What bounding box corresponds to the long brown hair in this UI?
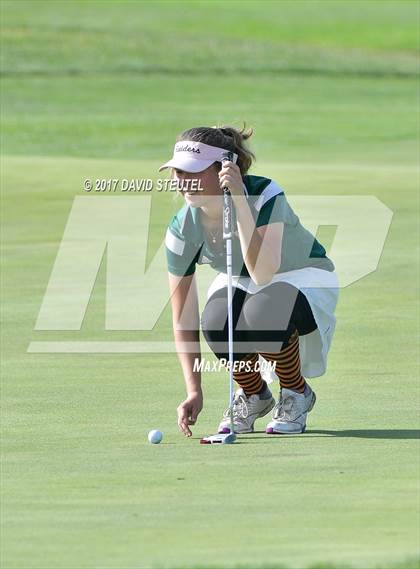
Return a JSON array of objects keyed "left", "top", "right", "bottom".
[{"left": 176, "top": 124, "right": 255, "bottom": 177}]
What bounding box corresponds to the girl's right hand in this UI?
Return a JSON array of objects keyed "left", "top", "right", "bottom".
[{"left": 177, "top": 391, "right": 203, "bottom": 437}]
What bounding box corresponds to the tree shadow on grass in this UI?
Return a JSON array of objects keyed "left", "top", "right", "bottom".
[
  {"left": 305, "top": 429, "right": 420, "bottom": 439},
  {"left": 225, "top": 429, "right": 420, "bottom": 441}
]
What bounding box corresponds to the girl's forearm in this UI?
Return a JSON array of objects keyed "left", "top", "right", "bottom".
[
  {"left": 233, "top": 196, "right": 279, "bottom": 285},
  {"left": 174, "top": 328, "right": 202, "bottom": 394}
]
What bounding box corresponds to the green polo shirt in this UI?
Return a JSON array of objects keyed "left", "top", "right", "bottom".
[{"left": 165, "top": 175, "right": 335, "bottom": 277}]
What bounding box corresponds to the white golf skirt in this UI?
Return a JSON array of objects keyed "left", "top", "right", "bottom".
[{"left": 206, "top": 267, "right": 340, "bottom": 379}]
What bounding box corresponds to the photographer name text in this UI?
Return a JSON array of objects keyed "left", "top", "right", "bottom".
[{"left": 83, "top": 178, "right": 203, "bottom": 192}]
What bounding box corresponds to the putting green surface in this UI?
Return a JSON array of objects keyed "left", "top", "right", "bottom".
[{"left": 1, "top": 2, "right": 419, "bottom": 569}]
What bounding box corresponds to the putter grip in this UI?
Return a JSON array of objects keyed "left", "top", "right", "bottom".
[
  {"left": 221, "top": 150, "right": 234, "bottom": 238},
  {"left": 221, "top": 151, "right": 234, "bottom": 193}
]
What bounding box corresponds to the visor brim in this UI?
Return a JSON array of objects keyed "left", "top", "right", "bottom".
[{"left": 158, "top": 157, "right": 216, "bottom": 173}]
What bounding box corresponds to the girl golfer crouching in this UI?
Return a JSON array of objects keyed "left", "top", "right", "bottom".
[{"left": 160, "top": 126, "right": 339, "bottom": 437}]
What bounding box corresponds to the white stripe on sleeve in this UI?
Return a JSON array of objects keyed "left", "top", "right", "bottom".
[
  {"left": 254, "top": 181, "right": 284, "bottom": 212},
  {"left": 165, "top": 228, "right": 185, "bottom": 256}
]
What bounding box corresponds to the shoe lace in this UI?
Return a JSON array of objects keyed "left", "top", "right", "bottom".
[
  {"left": 273, "top": 394, "right": 295, "bottom": 421},
  {"left": 223, "top": 394, "right": 249, "bottom": 420}
]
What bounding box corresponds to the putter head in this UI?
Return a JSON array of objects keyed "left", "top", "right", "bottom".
[{"left": 200, "top": 432, "right": 237, "bottom": 445}]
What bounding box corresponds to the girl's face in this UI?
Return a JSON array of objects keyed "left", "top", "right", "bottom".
[{"left": 172, "top": 164, "right": 222, "bottom": 207}]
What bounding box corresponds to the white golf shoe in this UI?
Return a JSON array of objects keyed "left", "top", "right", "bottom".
[
  {"left": 266, "top": 385, "right": 316, "bottom": 435},
  {"left": 218, "top": 388, "right": 275, "bottom": 434}
]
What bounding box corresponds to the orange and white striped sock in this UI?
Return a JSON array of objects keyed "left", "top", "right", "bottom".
[
  {"left": 232, "top": 352, "right": 264, "bottom": 396},
  {"left": 260, "top": 329, "right": 306, "bottom": 393}
]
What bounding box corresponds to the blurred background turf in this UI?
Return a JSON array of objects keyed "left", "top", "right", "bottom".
[
  {"left": 1, "top": 2, "right": 419, "bottom": 569},
  {"left": 1, "top": 0, "right": 418, "bottom": 75},
  {"left": 1, "top": 0, "right": 418, "bottom": 163}
]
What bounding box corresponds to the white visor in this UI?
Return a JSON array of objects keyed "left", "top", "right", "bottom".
[{"left": 158, "top": 140, "right": 238, "bottom": 173}]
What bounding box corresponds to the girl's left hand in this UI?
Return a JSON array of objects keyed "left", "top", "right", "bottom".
[{"left": 218, "top": 161, "right": 244, "bottom": 197}]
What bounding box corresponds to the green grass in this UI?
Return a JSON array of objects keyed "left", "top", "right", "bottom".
[
  {"left": 1, "top": 1, "right": 419, "bottom": 569},
  {"left": 1, "top": 73, "right": 418, "bottom": 165},
  {"left": 1, "top": 0, "right": 418, "bottom": 76}
]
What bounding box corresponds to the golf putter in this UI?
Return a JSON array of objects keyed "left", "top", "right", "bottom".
[{"left": 200, "top": 151, "right": 237, "bottom": 445}]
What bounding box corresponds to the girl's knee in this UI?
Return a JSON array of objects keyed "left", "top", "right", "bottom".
[
  {"left": 243, "top": 283, "right": 300, "bottom": 330},
  {"left": 201, "top": 297, "right": 227, "bottom": 333}
]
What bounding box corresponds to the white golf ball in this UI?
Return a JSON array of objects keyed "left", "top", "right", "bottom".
[{"left": 148, "top": 429, "right": 163, "bottom": 444}]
